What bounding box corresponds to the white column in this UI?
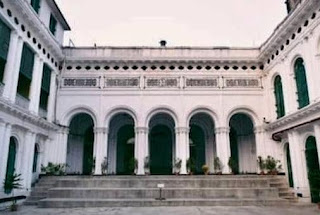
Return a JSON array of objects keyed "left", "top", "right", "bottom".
[
  {"left": 2, "top": 33, "right": 23, "bottom": 102},
  {"left": 288, "top": 130, "right": 310, "bottom": 199},
  {"left": 94, "top": 127, "right": 108, "bottom": 175},
  {"left": 56, "top": 127, "right": 69, "bottom": 164},
  {"left": 215, "top": 127, "right": 231, "bottom": 174},
  {"left": 22, "top": 130, "right": 36, "bottom": 191},
  {"left": 0, "top": 122, "right": 12, "bottom": 189},
  {"left": 314, "top": 123, "right": 320, "bottom": 169},
  {"left": 135, "top": 127, "right": 148, "bottom": 175},
  {"left": 47, "top": 72, "right": 57, "bottom": 122},
  {"left": 175, "top": 127, "right": 189, "bottom": 174},
  {"left": 29, "top": 56, "right": 44, "bottom": 114}
]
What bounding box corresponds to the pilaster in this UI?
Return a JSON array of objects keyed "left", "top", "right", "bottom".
[
  {"left": 47, "top": 72, "right": 57, "bottom": 122},
  {"left": 175, "top": 127, "right": 189, "bottom": 174},
  {"left": 135, "top": 127, "right": 148, "bottom": 175},
  {"left": 29, "top": 56, "right": 44, "bottom": 114},
  {"left": 313, "top": 123, "right": 320, "bottom": 169},
  {"left": 94, "top": 127, "right": 108, "bottom": 175},
  {"left": 215, "top": 127, "right": 231, "bottom": 174}
]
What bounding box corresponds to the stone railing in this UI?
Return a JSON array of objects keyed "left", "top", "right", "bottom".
[
  {"left": 15, "top": 94, "right": 30, "bottom": 109},
  {"left": 0, "top": 82, "right": 4, "bottom": 96}
]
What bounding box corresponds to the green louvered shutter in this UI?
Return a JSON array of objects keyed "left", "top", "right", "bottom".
[
  {"left": 4, "top": 138, "right": 16, "bottom": 194},
  {"left": 0, "top": 19, "right": 11, "bottom": 60},
  {"left": 19, "top": 44, "right": 34, "bottom": 80},
  {"left": 274, "top": 75, "right": 285, "bottom": 118},
  {"left": 39, "top": 64, "right": 51, "bottom": 110},
  {"left": 294, "top": 58, "right": 309, "bottom": 109},
  {"left": 49, "top": 15, "right": 57, "bottom": 35},
  {"left": 31, "top": 0, "right": 41, "bottom": 13}
]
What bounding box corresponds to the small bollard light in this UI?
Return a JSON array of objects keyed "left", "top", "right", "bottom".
[{"left": 155, "top": 183, "right": 165, "bottom": 201}]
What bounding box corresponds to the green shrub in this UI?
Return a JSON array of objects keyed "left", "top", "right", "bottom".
[{"left": 41, "top": 162, "right": 67, "bottom": 176}]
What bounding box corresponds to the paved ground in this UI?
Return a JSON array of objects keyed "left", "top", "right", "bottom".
[{"left": 0, "top": 206, "right": 319, "bottom": 215}]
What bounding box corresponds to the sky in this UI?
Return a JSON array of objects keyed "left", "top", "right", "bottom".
[{"left": 55, "top": 0, "right": 287, "bottom": 47}]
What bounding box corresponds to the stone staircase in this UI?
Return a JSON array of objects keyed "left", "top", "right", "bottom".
[{"left": 23, "top": 175, "right": 301, "bottom": 208}]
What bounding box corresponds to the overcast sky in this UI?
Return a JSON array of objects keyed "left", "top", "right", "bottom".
[{"left": 55, "top": 0, "right": 287, "bottom": 47}]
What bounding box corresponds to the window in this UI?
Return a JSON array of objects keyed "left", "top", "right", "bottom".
[
  {"left": 49, "top": 14, "right": 57, "bottom": 35},
  {"left": 0, "top": 18, "right": 11, "bottom": 83},
  {"left": 274, "top": 75, "right": 285, "bottom": 118},
  {"left": 17, "top": 44, "right": 34, "bottom": 99},
  {"left": 31, "top": 0, "right": 41, "bottom": 14},
  {"left": 39, "top": 64, "right": 51, "bottom": 110},
  {"left": 294, "top": 58, "right": 309, "bottom": 109}
]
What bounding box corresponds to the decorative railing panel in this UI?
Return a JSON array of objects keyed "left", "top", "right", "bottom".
[{"left": 104, "top": 77, "right": 140, "bottom": 88}]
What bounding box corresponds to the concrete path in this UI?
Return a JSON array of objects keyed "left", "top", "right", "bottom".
[{"left": 0, "top": 206, "right": 319, "bottom": 215}]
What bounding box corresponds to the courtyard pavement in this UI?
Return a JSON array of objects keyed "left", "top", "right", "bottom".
[{"left": 0, "top": 205, "right": 319, "bottom": 215}]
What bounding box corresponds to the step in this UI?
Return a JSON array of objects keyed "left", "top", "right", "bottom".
[
  {"left": 47, "top": 187, "right": 279, "bottom": 199},
  {"left": 54, "top": 178, "right": 271, "bottom": 188},
  {"left": 38, "top": 198, "right": 290, "bottom": 208}
]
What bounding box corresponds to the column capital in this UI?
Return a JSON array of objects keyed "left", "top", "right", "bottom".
[
  {"left": 135, "top": 127, "right": 148, "bottom": 134},
  {"left": 254, "top": 126, "right": 265, "bottom": 134},
  {"left": 58, "top": 126, "right": 69, "bottom": 134},
  {"left": 94, "top": 127, "right": 108, "bottom": 134},
  {"left": 175, "top": 127, "right": 189, "bottom": 134},
  {"left": 215, "top": 127, "right": 230, "bottom": 134}
]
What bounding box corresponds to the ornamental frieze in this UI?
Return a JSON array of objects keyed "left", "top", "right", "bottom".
[
  {"left": 105, "top": 78, "right": 140, "bottom": 88},
  {"left": 224, "top": 78, "right": 261, "bottom": 88},
  {"left": 62, "top": 78, "right": 99, "bottom": 88},
  {"left": 146, "top": 77, "right": 179, "bottom": 88},
  {"left": 185, "top": 78, "right": 218, "bottom": 88}
]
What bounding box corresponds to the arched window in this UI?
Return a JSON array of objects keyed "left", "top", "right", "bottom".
[
  {"left": 274, "top": 75, "right": 285, "bottom": 118},
  {"left": 294, "top": 58, "right": 309, "bottom": 108},
  {"left": 32, "top": 144, "right": 39, "bottom": 173}
]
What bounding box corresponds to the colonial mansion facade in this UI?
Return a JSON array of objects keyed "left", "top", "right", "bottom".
[{"left": 0, "top": 0, "right": 320, "bottom": 203}]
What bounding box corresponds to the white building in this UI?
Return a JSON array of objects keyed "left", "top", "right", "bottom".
[{"left": 0, "top": 0, "right": 319, "bottom": 203}]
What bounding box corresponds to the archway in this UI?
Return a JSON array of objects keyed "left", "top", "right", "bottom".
[
  {"left": 189, "top": 113, "right": 215, "bottom": 174},
  {"left": 285, "top": 143, "right": 294, "bottom": 188},
  {"left": 4, "top": 137, "right": 17, "bottom": 194},
  {"left": 229, "top": 113, "right": 256, "bottom": 173},
  {"left": 305, "top": 136, "right": 320, "bottom": 203},
  {"left": 149, "top": 113, "right": 175, "bottom": 175},
  {"left": 66, "top": 113, "right": 94, "bottom": 175},
  {"left": 108, "top": 113, "right": 135, "bottom": 175}
]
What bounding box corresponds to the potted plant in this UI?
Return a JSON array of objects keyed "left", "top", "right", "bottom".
[
  {"left": 228, "top": 157, "right": 239, "bottom": 174},
  {"left": 144, "top": 156, "right": 150, "bottom": 175},
  {"left": 88, "top": 156, "right": 96, "bottom": 175},
  {"left": 186, "top": 158, "right": 195, "bottom": 175},
  {"left": 202, "top": 164, "right": 209, "bottom": 175},
  {"left": 257, "top": 156, "right": 266, "bottom": 175},
  {"left": 173, "top": 158, "right": 182, "bottom": 175},
  {"left": 101, "top": 157, "right": 108, "bottom": 175},
  {"left": 128, "top": 158, "right": 138, "bottom": 175},
  {"left": 214, "top": 157, "right": 224, "bottom": 175},
  {"left": 41, "top": 162, "right": 67, "bottom": 176},
  {"left": 3, "top": 171, "right": 22, "bottom": 211},
  {"left": 265, "top": 155, "right": 282, "bottom": 175}
]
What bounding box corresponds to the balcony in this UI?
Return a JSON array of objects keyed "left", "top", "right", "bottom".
[
  {"left": 39, "top": 107, "right": 47, "bottom": 119},
  {"left": 15, "top": 94, "right": 30, "bottom": 109}
]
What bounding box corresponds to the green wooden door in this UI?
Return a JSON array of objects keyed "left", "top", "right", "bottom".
[
  {"left": 190, "top": 125, "right": 206, "bottom": 174},
  {"left": 116, "top": 125, "right": 134, "bottom": 175},
  {"left": 286, "top": 144, "right": 294, "bottom": 188},
  {"left": 4, "top": 137, "right": 17, "bottom": 194},
  {"left": 150, "top": 125, "right": 173, "bottom": 175},
  {"left": 305, "top": 136, "right": 320, "bottom": 203}
]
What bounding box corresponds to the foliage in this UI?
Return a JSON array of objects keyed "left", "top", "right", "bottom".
[
  {"left": 3, "top": 171, "right": 22, "bottom": 211},
  {"left": 202, "top": 164, "right": 209, "bottom": 174},
  {"left": 174, "top": 158, "right": 182, "bottom": 169},
  {"left": 265, "top": 156, "right": 282, "bottom": 174},
  {"left": 41, "top": 162, "right": 67, "bottom": 176},
  {"left": 213, "top": 157, "right": 224, "bottom": 173},
  {"left": 228, "top": 157, "right": 239, "bottom": 174},
  {"left": 128, "top": 158, "right": 138, "bottom": 174},
  {"left": 186, "top": 158, "right": 195, "bottom": 174},
  {"left": 101, "top": 157, "right": 108, "bottom": 175},
  {"left": 257, "top": 156, "right": 266, "bottom": 173},
  {"left": 88, "top": 156, "right": 96, "bottom": 174}
]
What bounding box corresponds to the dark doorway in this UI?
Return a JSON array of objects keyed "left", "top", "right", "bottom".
[
  {"left": 285, "top": 144, "right": 294, "bottom": 188},
  {"left": 189, "top": 125, "right": 206, "bottom": 174},
  {"left": 4, "top": 137, "right": 17, "bottom": 194},
  {"left": 150, "top": 125, "right": 173, "bottom": 175},
  {"left": 116, "top": 125, "right": 135, "bottom": 174}
]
